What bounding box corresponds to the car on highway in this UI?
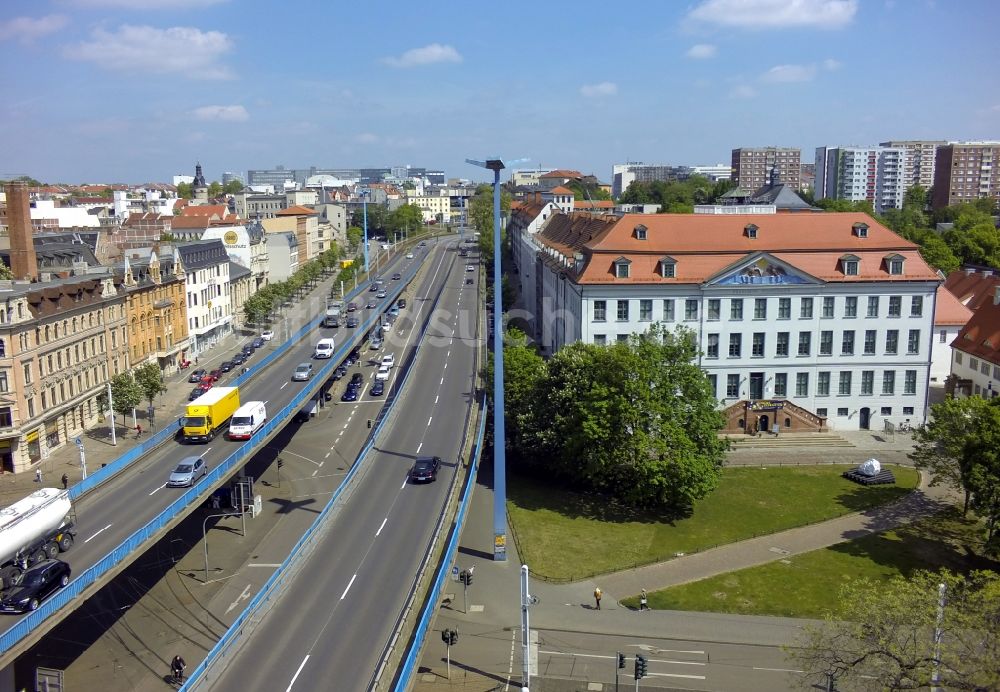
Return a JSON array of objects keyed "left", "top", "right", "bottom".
[
  {"left": 466, "top": 265, "right": 475, "bottom": 272},
  {"left": 261, "top": 329, "right": 275, "bottom": 341},
  {"left": 349, "top": 372, "right": 364, "bottom": 388},
  {"left": 366, "top": 299, "right": 377, "bottom": 309},
  {"left": 406, "top": 252, "right": 414, "bottom": 259},
  {"left": 241, "top": 344, "right": 255, "bottom": 357},
  {"left": 392, "top": 272, "right": 401, "bottom": 280},
  {"left": 252, "top": 337, "right": 266, "bottom": 349},
  {"left": 292, "top": 363, "right": 314, "bottom": 381},
  {"left": 381, "top": 353, "right": 395, "bottom": 368},
  {"left": 369, "top": 283, "right": 379, "bottom": 292},
  {"left": 188, "top": 369, "right": 207, "bottom": 383},
  {"left": 376, "top": 290, "right": 387, "bottom": 299},
  {"left": 375, "top": 364, "right": 391, "bottom": 381},
  {"left": 397, "top": 298, "right": 406, "bottom": 309},
  {"left": 369, "top": 380, "right": 385, "bottom": 397},
  {"left": 197, "top": 380, "right": 214, "bottom": 392},
  {"left": 347, "top": 302, "right": 357, "bottom": 312},
  {"left": 167, "top": 456, "right": 208, "bottom": 487},
  {"left": 231, "top": 352, "right": 246, "bottom": 366},
  {"left": 209, "top": 369, "right": 223, "bottom": 382},
  {"left": 346, "top": 316, "right": 359, "bottom": 328},
  {"left": 465, "top": 277, "right": 474, "bottom": 285},
  {"left": 189, "top": 387, "right": 206, "bottom": 402},
  {"left": 340, "top": 387, "right": 358, "bottom": 402},
  {"left": 220, "top": 360, "right": 235, "bottom": 373},
  {"left": 0, "top": 559, "right": 71, "bottom": 613},
  {"left": 409, "top": 456, "right": 442, "bottom": 483}
]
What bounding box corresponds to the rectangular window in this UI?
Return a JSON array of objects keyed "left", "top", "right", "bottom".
[
  {"left": 778, "top": 298, "right": 791, "bottom": 319},
  {"left": 752, "top": 333, "right": 765, "bottom": 357},
  {"left": 706, "top": 334, "right": 719, "bottom": 359},
  {"left": 708, "top": 299, "right": 721, "bottom": 320},
  {"left": 839, "top": 371, "right": 852, "bottom": 395},
  {"left": 838, "top": 407, "right": 849, "bottom": 417},
  {"left": 820, "top": 330, "right": 833, "bottom": 355},
  {"left": 776, "top": 332, "right": 789, "bottom": 357},
  {"left": 22, "top": 363, "right": 31, "bottom": 385},
  {"left": 685, "top": 299, "right": 698, "bottom": 321},
  {"left": 616, "top": 300, "right": 629, "bottom": 321},
  {"left": 844, "top": 296, "right": 857, "bottom": 318},
  {"left": 955, "top": 352, "right": 963, "bottom": 365},
  {"left": 888, "top": 296, "right": 902, "bottom": 317},
  {"left": 616, "top": 334, "right": 629, "bottom": 344},
  {"left": 816, "top": 407, "right": 827, "bottom": 417},
  {"left": 729, "top": 333, "right": 742, "bottom": 357},
  {"left": 0, "top": 372, "right": 6, "bottom": 393},
  {"left": 790, "top": 331, "right": 809, "bottom": 358},
  {"left": 730, "top": 298, "right": 744, "bottom": 320},
  {"left": 881, "top": 406, "right": 893, "bottom": 416},
  {"left": 774, "top": 373, "right": 787, "bottom": 397},
  {"left": 708, "top": 374, "right": 717, "bottom": 398},
  {"left": 726, "top": 374, "right": 740, "bottom": 398},
  {"left": 800, "top": 297, "right": 813, "bottom": 319},
  {"left": 982, "top": 361, "right": 990, "bottom": 375},
  {"left": 907, "top": 329, "right": 920, "bottom": 354},
  {"left": 841, "top": 330, "right": 855, "bottom": 355},
  {"left": 939, "top": 329, "right": 947, "bottom": 343},
  {"left": 796, "top": 372, "right": 809, "bottom": 397},
  {"left": 822, "top": 297, "right": 835, "bottom": 318},
  {"left": 639, "top": 299, "right": 653, "bottom": 321},
  {"left": 904, "top": 370, "right": 917, "bottom": 395},
  {"left": 754, "top": 298, "right": 767, "bottom": 319},
  {"left": 903, "top": 406, "right": 914, "bottom": 415},
  {"left": 615, "top": 263, "right": 629, "bottom": 279},
  {"left": 867, "top": 296, "right": 879, "bottom": 318},
  {"left": 885, "top": 329, "right": 899, "bottom": 354},
  {"left": 970, "top": 357, "right": 979, "bottom": 370},
  {"left": 593, "top": 334, "right": 606, "bottom": 346},
  {"left": 861, "top": 370, "right": 875, "bottom": 395},
  {"left": 593, "top": 300, "right": 606, "bottom": 322},
  {"left": 818, "top": 371, "right": 831, "bottom": 396},
  {"left": 663, "top": 299, "right": 675, "bottom": 322},
  {"left": 911, "top": 296, "right": 923, "bottom": 317},
  {"left": 883, "top": 370, "right": 896, "bottom": 395},
  {"left": 864, "top": 330, "right": 877, "bottom": 355}
]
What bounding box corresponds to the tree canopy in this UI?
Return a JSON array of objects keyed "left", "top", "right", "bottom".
[
  {"left": 469, "top": 186, "right": 512, "bottom": 267},
  {"left": 388, "top": 203, "right": 423, "bottom": 236},
  {"left": 617, "top": 175, "right": 734, "bottom": 212},
  {"left": 133, "top": 361, "right": 167, "bottom": 408}
]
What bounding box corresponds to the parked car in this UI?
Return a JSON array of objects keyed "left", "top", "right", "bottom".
[
  {"left": 381, "top": 353, "right": 395, "bottom": 368},
  {"left": 375, "top": 364, "right": 391, "bottom": 381},
  {"left": 409, "top": 456, "right": 442, "bottom": 483},
  {"left": 252, "top": 337, "right": 266, "bottom": 349},
  {"left": 261, "top": 330, "right": 275, "bottom": 341},
  {"left": 350, "top": 372, "right": 364, "bottom": 388},
  {"left": 341, "top": 387, "right": 358, "bottom": 402},
  {"left": 198, "top": 380, "right": 214, "bottom": 392},
  {"left": 167, "top": 456, "right": 208, "bottom": 487},
  {"left": 241, "top": 344, "right": 255, "bottom": 357},
  {"left": 370, "top": 336, "right": 383, "bottom": 350},
  {"left": 220, "top": 360, "right": 235, "bottom": 373},
  {"left": 231, "top": 352, "right": 246, "bottom": 366},
  {"left": 397, "top": 298, "right": 406, "bottom": 309},
  {"left": 0, "top": 559, "right": 71, "bottom": 613},
  {"left": 350, "top": 348, "right": 361, "bottom": 362},
  {"left": 370, "top": 380, "right": 385, "bottom": 397},
  {"left": 292, "top": 363, "right": 314, "bottom": 381},
  {"left": 346, "top": 316, "right": 359, "bottom": 328},
  {"left": 188, "top": 369, "right": 207, "bottom": 383},
  {"left": 332, "top": 365, "right": 348, "bottom": 381}
]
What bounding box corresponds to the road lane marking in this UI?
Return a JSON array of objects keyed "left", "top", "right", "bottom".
[
  {"left": 416, "top": 442, "right": 422, "bottom": 453},
  {"left": 311, "top": 469, "right": 319, "bottom": 477},
  {"left": 149, "top": 484, "right": 165, "bottom": 496},
  {"left": 440, "top": 377, "right": 444, "bottom": 385},
  {"left": 225, "top": 584, "right": 252, "bottom": 615},
  {"left": 247, "top": 563, "right": 282, "bottom": 568},
  {"left": 280, "top": 382, "right": 288, "bottom": 389},
  {"left": 401, "top": 478, "right": 408, "bottom": 489},
  {"left": 443, "top": 362, "right": 448, "bottom": 369},
  {"left": 754, "top": 667, "right": 805, "bottom": 673},
  {"left": 286, "top": 655, "right": 309, "bottom": 692},
  {"left": 84, "top": 524, "right": 112, "bottom": 543},
  {"left": 340, "top": 574, "right": 357, "bottom": 600},
  {"left": 434, "top": 395, "right": 439, "bottom": 404},
  {"left": 651, "top": 672, "right": 707, "bottom": 680},
  {"left": 376, "top": 517, "right": 387, "bottom": 536},
  {"left": 427, "top": 416, "right": 433, "bottom": 426},
  {"left": 324, "top": 452, "right": 331, "bottom": 458}
]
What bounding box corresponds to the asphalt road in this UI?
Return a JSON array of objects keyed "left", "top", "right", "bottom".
[{"left": 208, "top": 241, "right": 480, "bottom": 691}]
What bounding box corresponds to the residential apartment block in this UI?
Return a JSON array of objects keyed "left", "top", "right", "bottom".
[
  {"left": 879, "top": 140, "right": 946, "bottom": 190},
  {"left": 510, "top": 208, "right": 939, "bottom": 433},
  {"left": 117, "top": 250, "right": 190, "bottom": 375},
  {"left": 814, "top": 146, "right": 909, "bottom": 213},
  {"left": 932, "top": 141, "right": 1000, "bottom": 209},
  {"left": 611, "top": 163, "right": 692, "bottom": 199},
  {"left": 731, "top": 147, "right": 801, "bottom": 191}
]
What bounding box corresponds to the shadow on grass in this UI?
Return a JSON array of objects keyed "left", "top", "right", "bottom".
[{"left": 833, "top": 481, "right": 915, "bottom": 514}]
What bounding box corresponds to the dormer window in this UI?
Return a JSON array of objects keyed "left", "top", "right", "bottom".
[
  {"left": 634, "top": 224, "right": 647, "bottom": 240},
  {"left": 659, "top": 256, "right": 676, "bottom": 278},
  {"left": 744, "top": 223, "right": 758, "bottom": 239},
  {"left": 853, "top": 222, "right": 869, "bottom": 238},
  {"left": 840, "top": 254, "right": 860, "bottom": 276},
  {"left": 884, "top": 253, "right": 905, "bottom": 275},
  {"left": 613, "top": 257, "right": 631, "bottom": 279}
]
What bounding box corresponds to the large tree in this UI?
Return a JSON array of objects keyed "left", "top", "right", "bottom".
[
  {"left": 388, "top": 204, "right": 423, "bottom": 237},
  {"left": 133, "top": 361, "right": 167, "bottom": 410},
  {"left": 105, "top": 372, "right": 142, "bottom": 429},
  {"left": 791, "top": 569, "right": 1000, "bottom": 691}
]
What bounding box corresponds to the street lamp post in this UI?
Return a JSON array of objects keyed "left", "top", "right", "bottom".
[{"left": 361, "top": 188, "right": 371, "bottom": 274}]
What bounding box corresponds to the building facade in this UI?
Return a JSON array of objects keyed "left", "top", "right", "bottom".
[
  {"left": 731, "top": 148, "right": 801, "bottom": 191},
  {"left": 815, "top": 146, "right": 909, "bottom": 213},
  {"left": 174, "top": 240, "right": 233, "bottom": 355},
  {"left": 879, "top": 140, "right": 946, "bottom": 190},
  {"left": 931, "top": 142, "right": 1000, "bottom": 209},
  {"left": 265, "top": 232, "right": 299, "bottom": 282},
  {"left": 118, "top": 252, "right": 190, "bottom": 375},
  {"left": 611, "top": 163, "right": 692, "bottom": 199}
]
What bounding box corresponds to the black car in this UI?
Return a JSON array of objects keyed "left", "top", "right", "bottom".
[
  {"left": 252, "top": 337, "right": 266, "bottom": 349},
  {"left": 409, "top": 456, "right": 442, "bottom": 483},
  {"left": 369, "top": 283, "right": 379, "bottom": 292},
  {"left": 187, "top": 369, "right": 207, "bottom": 383},
  {"left": 219, "top": 360, "right": 235, "bottom": 372},
  {"left": 231, "top": 352, "right": 246, "bottom": 366},
  {"left": 332, "top": 365, "right": 348, "bottom": 381},
  {"left": 350, "top": 348, "right": 361, "bottom": 362},
  {"left": 346, "top": 316, "right": 359, "bottom": 328},
  {"left": 341, "top": 387, "right": 358, "bottom": 402},
  {"left": 465, "top": 277, "right": 474, "bottom": 285},
  {"left": 366, "top": 299, "right": 378, "bottom": 309},
  {"left": 0, "top": 560, "right": 71, "bottom": 613},
  {"left": 350, "top": 372, "right": 364, "bottom": 388},
  {"left": 189, "top": 387, "right": 205, "bottom": 402},
  {"left": 397, "top": 298, "right": 406, "bottom": 309},
  {"left": 392, "top": 272, "right": 402, "bottom": 280},
  {"left": 370, "top": 380, "right": 385, "bottom": 397},
  {"left": 241, "top": 344, "right": 255, "bottom": 357}
]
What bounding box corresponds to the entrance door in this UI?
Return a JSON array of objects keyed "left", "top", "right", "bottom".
[
  {"left": 758, "top": 414, "right": 769, "bottom": 433},
  {"left": 749, "top": 372, "right": 764, "bottom": 400},
  {"left": 859, "top": 407, "right": 871, "bottom": 430}
]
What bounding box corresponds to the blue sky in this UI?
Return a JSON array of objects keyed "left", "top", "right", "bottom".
[{"left": 1, "top": 0, "right": 999, "bottom": 185}]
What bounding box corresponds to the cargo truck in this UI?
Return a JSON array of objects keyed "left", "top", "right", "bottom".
[
  {"left": 0, "top": 488, "right": 76, "bottom": 589},
  {"left": 182, "top": 386, "right": 240, "bottom": 443},
  {"left": 323, "top": 302, "right": 342, "bottom": 327}
]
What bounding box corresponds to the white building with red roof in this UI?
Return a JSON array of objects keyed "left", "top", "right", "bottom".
[
  {"left": 943, "top": 268, "right": 1000, "bottom": 398},
  {"left": 511, "top": 210, "right": 941, "bottom": 432}
]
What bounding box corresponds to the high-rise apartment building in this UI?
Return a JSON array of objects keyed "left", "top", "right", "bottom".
[
  {"left": 931, "top": 141, "right": 1000, "bottom": 209},
  {"left": 611, "top": 163, "right": 693, "bottom": 198},
  {"left": 814, "top": 146, "right": 908, "bottom": 213},
  {"left": 731, "top": 147, "right": 801, "bottom": 190},
  {"left": 879, "top": 140, "right": 946, "bottom": 190}
]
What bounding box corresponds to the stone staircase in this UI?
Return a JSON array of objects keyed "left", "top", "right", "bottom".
[{"left": 722, "top": 431, "right": 855, "bottom": 449}]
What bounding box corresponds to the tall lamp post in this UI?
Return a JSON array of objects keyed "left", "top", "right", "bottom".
[
  {"left": 361, "top": 187, "right": 371, "bottom": 274},
  {"left": 466, "top": 156, "right": 509, "bottom": 560}
]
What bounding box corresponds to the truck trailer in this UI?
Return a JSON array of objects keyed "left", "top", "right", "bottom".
[
  {"left": 0, "top": 488, "right": 76, "bottom": 589},
  {"left": 323, "top": 302, "right": 342, "bottom": 328},
  {"left": 182, "top": 386, "right": 241, "bottom": 442}
]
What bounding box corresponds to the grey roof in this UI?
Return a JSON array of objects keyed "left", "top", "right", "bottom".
[
  {"left": 228, "top": 260, "right": 251, "bottom": 281},
  {"left": 169, "top": 239, "right": 230, "bottom": 270},
  {"left": 749, "top": 183, "right": 818, "bottom": 210}
]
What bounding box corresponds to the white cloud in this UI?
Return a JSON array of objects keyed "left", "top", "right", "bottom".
[
  {"left": 730, "top": 85, "right": 757, "bottom": 99},
  {"left": 64, "top": 25, "right": 234, "bottom": 79},
  {"left": 822, "top": 58, "right": 842, "bottom": 70},
  {"left": 580, "top": 81, "right": 618, "bottom": 98},
  {"left": 192, "top": 105, "right": 248, "bottom": 122},
  {"left": 67, "top": 0, "right": 227, "bottom": 7},
  {"left": 686, "top": 43, "right": 717, "bottom": 59},
  {"left": 688, "top": 0, "right": 858, "bottom": 29},
  {"left": 761, "top": 63, "right": 817, "bottom": 82},
  {"left": 381, "top": 43, "right": 462, "bottom": 68},
  {"left": 356, "top": 132, "right": 379, "bottom": 144},
  {"left": 0, "top": 15, "right": 69, "bottom": 43}
]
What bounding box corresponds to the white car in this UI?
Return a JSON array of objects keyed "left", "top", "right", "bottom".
[
  {"left": 466, "top": 265, "right": 475, "bottom": 272},
  {"left": 381, "top": 353, "right": 395, "bottom": 368},
  {"left": 261, "top": 330, "right": 275, "bottom": 341},
  {"left": 406, "top": 252, "right": 414, "bottom": 259},
  {"left": 370, "top": 337, "right": 383, "bottom": 350},
  {"left": 375, "top": 364, "right": 391, "bottom": 381}
]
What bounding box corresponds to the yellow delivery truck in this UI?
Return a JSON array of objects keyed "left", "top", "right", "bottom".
[{"left": 182, "top": 386, "right": 240, "bottom": 443}]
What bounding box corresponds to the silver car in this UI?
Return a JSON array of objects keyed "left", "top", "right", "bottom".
[
  {"left": 292, "top": 363, "right": 314, "bottom": 381},
  {"left": 168, "top": 456, "right": 207, "bottom": 487}
]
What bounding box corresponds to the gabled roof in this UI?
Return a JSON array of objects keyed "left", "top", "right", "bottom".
[
  {"left": 539, "top": 169, "right": 583, "bottom": 179},
  {"left": 935, "top": 284, "right": 973, "bottom": 326},
  {"left": 275, "top": 205, "right": 318, "bottom": 216},
  {"left": 549, "top": 185, "right": 574, "bottom": 195},
  {"left": 944, "top": 268, "right": 1000, "bottom": 311},
  {"left": 952, "top": 294, "right": 1000, "bottom": 365},
  {"left": 534, "top": 213, "right": 617, "bottom": 258}
]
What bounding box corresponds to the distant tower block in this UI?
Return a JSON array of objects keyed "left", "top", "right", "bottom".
[{"left": 4, "top": 181, "right": 38, "bottom": 280}]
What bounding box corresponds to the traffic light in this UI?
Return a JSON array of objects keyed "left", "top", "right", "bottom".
[
  {"left": 464, "top": 570, "right": 473, "bottom": 586},
  {"left": 635, "top": 654, "right": 647, "bottom": 679},
  {"left": 441, "top": 628, "right": 458, "bottom": 646},
  {"left": 276, "top": 458, "right": 284, "bottom": 469},
  {"left": 617, "top": 652, "right": 626, "bottom": 669}
]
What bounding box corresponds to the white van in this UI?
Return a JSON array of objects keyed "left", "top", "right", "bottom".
[
  {"left": 314, "top": 338, "right": 336, "bottom": 359},
  {"left": 228, "top": 401, "right": 267, "bottom": 440}
]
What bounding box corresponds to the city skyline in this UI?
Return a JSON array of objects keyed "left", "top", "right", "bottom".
[{"left": 1, "top": 0, "right": 999, "bottom": 184}]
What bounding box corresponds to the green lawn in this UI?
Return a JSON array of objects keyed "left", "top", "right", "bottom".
[
  {"left": 626, "top": 509, "right": 995, "bottom": 618},
  {"left": 508, "top": 464, "right": 920, "bottom": 582}
]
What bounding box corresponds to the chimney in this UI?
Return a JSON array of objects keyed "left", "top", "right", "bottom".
[
  {"left": 965, "top": 267, "right": 976, "bottom": 276},
  {"left": 984, "top": 270, "right": 994, "bottom": 278},
  {"left": 5, "top": 181, "right": 38, "bottom": 281}
]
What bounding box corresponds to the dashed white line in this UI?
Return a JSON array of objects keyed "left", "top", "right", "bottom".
[
  {"left": 375, "top": 517, "right": 388, "bottom": 536},
  {"left": 401, "top": 478, "right": 408, "bottom": 489},
  {"left": 440, "top": 377, "right": 444, "bottom": 385},
  {"left": 427, "top": 416, "right": 433, "bottom": 426},
  {"left": 324, "top": 452, "right": 331, "bottom": 459},
  {"left": 753, "top": 667, "right": 805, "bottom": 673},
  {"left": 280, "top": 382, "right": 289, "bottom": 390},
  {"left": 416, "top": 442, "right": 422, "bottom": 453},
  {"left": 149, "top": 484, "right": 164, "bottom": 496},
  {"left": 340, "top": 574, "right": 357, "bottom": 600},
  {"left": 84, "top": 524, "right": 112, "bottom": 543},
  {"left": 311, "top": 469, "right": 319, "bottom": 477},
  {"left": 443, "top": 362, "right": 448, "bottom": 369},
  {"left": 286, "top": 655, "right": 309, "bottom": 692},
  {"left": 434, "top": 395, "right": 439, "bottom": 404}
]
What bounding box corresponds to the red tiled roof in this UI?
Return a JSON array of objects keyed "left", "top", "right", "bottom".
[
  {"left": 549, "top": 185, "right": 574, "bottom": 195},
  {"left": 539, "top": 169, "right": 583, "bottom": 179},
  {"left": 179, "top": 204, "right": 227, "bottom": 218},
  {"left": 275, "top": 205, "right": 317, "bottom": 216},
  {"left": 935, "top": 284, "right": 973, "bottom": 326},
  {"left": 952, "top": 293, "right": 1000, "bottom": 365},
  {"left": 944, "top": 269, "right": 1000, "bottom": 311},
  {"left": 170, "top": 216, "right": 211, "bottom": 229},
  {"left": 573, "top": 200, "right": 614, "bottom": 209}
]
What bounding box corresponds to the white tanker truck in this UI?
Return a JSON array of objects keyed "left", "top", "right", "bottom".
[{"left": 0, "top": 488, "right": 76, "bottom": 589}]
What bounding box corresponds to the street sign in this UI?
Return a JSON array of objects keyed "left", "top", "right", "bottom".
[
  {"left": 451, "top": 566, "right": 459, "bottom": 581},
  {"left": 74, "top": 437, "right": 83, "bottom": 447}
]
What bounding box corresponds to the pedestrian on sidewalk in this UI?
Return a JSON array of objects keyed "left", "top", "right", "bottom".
[
  {"left": 135, "top": 423, "right": 143, "bottom": 438},
  {"left": 35, "top": 468, "right": 42, "bottom": 483},
  {"left": 593, "top": 586, "right": 602, "bottom": 610},
  {"left": 639, "top": 589, "right": 649, "bottom": 611},
  {"left": 61, "top": 473, "right": 68, "bottom": 489}
]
